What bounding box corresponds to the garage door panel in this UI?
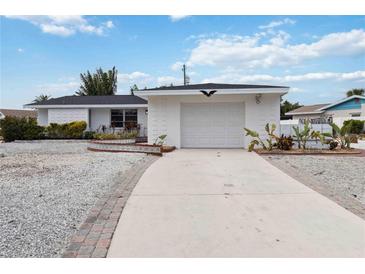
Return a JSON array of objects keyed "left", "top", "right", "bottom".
[{"left": 181, "top": 103, "right": 244, "bottom": 148}]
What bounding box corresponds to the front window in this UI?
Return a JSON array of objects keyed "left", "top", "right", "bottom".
[
  {"left": 124, "top": 109, "right": 138, "bottom": 129},
  {"left": 111, "top": 110, "right": 124, "bottom": 127},
  {"left": 111, "top": 109, "right": 137, "bottom": 128}
]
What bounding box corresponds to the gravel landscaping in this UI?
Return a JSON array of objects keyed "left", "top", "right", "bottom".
[
  {"left": 263, "top": 155, "right": 365, "bottom": 218},
  {"left": 0, "top": 141, "right": 146, "bottom": 257}
]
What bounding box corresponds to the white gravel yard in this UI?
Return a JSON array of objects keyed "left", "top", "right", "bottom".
[
  {"left": 0, "top": 141, "right": 146, "bottom": 257},
  {"left": 263, "top": 155, "right": 365, "bottom": 214}
]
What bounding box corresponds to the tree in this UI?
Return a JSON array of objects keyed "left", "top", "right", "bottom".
[
  {"left": 33, "top": 94, "right": 51, "bottom": 103},
  {"left": 280, "top": 100, "right": 302, "bottom": 118},
  {"left": 130, "top": 84, "right": 139, "bottom": 95},
  {"left": 76, "top": 67, "right": 117, "bottom": 96},
  {"left": 346, "top": 88, "right": 364, "bottom": 97}
]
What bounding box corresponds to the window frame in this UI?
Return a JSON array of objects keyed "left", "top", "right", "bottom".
[{"left": 110, "top": 109, "right": 138, "bottom": 128}]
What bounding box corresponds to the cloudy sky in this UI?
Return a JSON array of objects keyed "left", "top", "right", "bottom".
[{"left": 1, "top": 15, "right": 364, "bottom": 108}]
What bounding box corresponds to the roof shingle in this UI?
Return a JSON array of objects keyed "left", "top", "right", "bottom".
[
  {"left": 143, "top": 83, "right": 288, "bottom": 91},
  {"left": 25, "top": 95, "right": 147, "bottom": 106}
]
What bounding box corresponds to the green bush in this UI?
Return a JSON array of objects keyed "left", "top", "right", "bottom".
[
  {"left": 118, "top": 130, "right": 138, "bottom": 139},
  {"left": 83, "top": 131, "right": 95, "bottom": 139},
  {"left": 0, "top": 116, "right": 44, "bottom": 142},
  {"left": 45, "top": 121, "right": 87, "bottom": 139},
  {"left": 343, "top": 120, "right": 365, "bottom": 134},
  {"left": 93, "top": 130, "right": 138, "bottom": 140},
  {"left": 275, "top": 135, "right": 294, "bottom": 150},
  {"left": 93, "top": 133, "right": 119, "bottom": 140}
]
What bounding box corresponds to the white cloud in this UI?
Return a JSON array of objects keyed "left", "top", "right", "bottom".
[
  {"left": 104, "top": 20, "right": 114, "bottom": 28},
  {"left": 202, "top": 70, "right": 365, "bottom": 84},
  {"left": 17, "top": 48, "right": 24, "bottom": 53},
  {"left": 186, "top": 29, "right": 365, "bottom": 69},
  {"left": 157, "top": 76, "right": 182, "bottom": 86},
  {"left": 5, "top": 16, "right": 114, "bottom": 37},
  {"left": 171, "top": 61, "right": 184, "bottom": 71},
  {"left": 259, "top": 18, "right": 296, "bottom": 30},
  {"left": 169, "top": 15, "right": 190, "bottom": 22},
  {"left": 118, "top": 71, "right": 151, "bottom": 83},
  {"left": 37, "top": 80, "right": 79, "bottom": 96}
]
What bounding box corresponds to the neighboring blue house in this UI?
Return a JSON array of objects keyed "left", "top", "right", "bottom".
[{"left": 286, "top": 95, "right": 365, "bottom": 124}]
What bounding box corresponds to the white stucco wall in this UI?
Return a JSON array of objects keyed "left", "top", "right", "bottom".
[
  {"left": 48, "top": 108, "right": 89, "bottom": 128},
  {"left": 137, "top": 108, "right": 148, "bottom": 136},
  {"left": 147, "top": 94, "right": 281, "bottom": 148},
  {"left": 39, "top": 107, "right": 147, "bottom": 133},
  {"left": 325, "top": 109, "right": 362, "bottom": 117},
  {"left": 90, "top": 108, "right": 110, "bottom": 131},
  {"left": 37, "top": 109, "right": 48, "bottom": 126}
]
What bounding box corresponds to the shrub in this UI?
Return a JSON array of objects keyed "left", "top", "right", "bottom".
[
  {"left": 45, "top": 121, "right": 87, "bottom": 139},
  {"left": 93, "top": 133, "right": 119, "bottom": 140},
  {"left": 65, "top": 121, "right": 87, "bottom": 138},
  {"left": 328, "top": 140, "right": 338, "bottom": 150},
  {"left": 0, "top": 116, "right": 44, "bottom": 142},
  {"left": 118, "top": 130, "right": 138, "bottom": 139},
  {"left": 83, "top": 131, "right": 95, "bottom": 139},
  {"left": 275, "top": 135, "right": 294, "bottom": 150},
  {"left": 343, "top": 120, "right": 365, "bottom": 134}
]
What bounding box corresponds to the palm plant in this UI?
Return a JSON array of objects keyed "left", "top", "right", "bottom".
[
  {"left": 322, "top": 123, "right": 351, "bottom": 149},
  {"left": 33, "top": 94, "right": 51, "bottom": 103},
  {"left": 76, "top": 67, "right": 117, "bottom": 96},
  {"left": 292, "top": 120, "right": 312, "bottom": 149},
  {"left": 244, "top": 123, "right": 277, "bottom": 152}
]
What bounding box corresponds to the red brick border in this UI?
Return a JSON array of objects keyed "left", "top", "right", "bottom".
[{"left": 61, "top": 155, "right": 158, "bottom": 258}]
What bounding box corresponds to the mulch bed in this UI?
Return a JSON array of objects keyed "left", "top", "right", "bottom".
[
  {"left": 61, "top": 155, "right": 158, "bottom": 258},
  {"left": 254, "top": 148, "right": 364, "bottom": 156}
]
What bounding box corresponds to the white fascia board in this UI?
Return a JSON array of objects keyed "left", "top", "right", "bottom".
[
  {"left": 134, "top": 87, "right": 289, "bottom": 97},
  {"left": 318, "top": 95, "right": 365, "bottom": 111},
  {"left": 24, "top": 104, "right": 148, "bottom": 109},
  {"left": 286, "top": 111, "right": 325, "bottom": 116}
]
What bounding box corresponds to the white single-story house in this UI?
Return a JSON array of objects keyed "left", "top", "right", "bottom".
[
  {"left": 25, "top": 95, "right": 148, "bottom": 136},
  {"left": 25, "top": 83, "right": 289, "bottom": 148},
  {"left": 285, "top": 95, "right": 365, "bottom": 124},
  {"left": 134, "top": 83, "right": 289, "bottom": 148}
]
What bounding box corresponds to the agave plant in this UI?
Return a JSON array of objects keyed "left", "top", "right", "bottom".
[{"left": 244, "top": 123, "right": 277, "bottom": 152}]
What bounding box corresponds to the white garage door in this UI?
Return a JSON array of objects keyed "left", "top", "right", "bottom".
[{"left": 181, "top": 103, "right": 245, "bottom": 148}]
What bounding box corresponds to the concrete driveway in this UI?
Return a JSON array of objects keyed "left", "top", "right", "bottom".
[{"left": 108, "top": 149, "right": 365, "bottom": 257}]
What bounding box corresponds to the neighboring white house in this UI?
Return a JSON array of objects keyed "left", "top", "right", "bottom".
[
  {"left": 24, "top": 95, "right": 148, "bottom": 136},
  {"left": 135, "top": 83, "right": 289, "bottom": 148},
  {"left": 0, "top": 109, "right": 37, "bottom": 120},
  {"left": 285, "top": 95, "right": 365, "bottom": 125}
]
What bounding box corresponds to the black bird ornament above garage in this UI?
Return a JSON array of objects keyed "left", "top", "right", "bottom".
[{"left": 199, "top": 90, "right": 217, "bottom": 97}]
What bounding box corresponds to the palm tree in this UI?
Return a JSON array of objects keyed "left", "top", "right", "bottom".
[
  {"left": 33, "top": 94, "right": 51, "bottom": 103},
  {"left": 130, "top": 84, "right": 139, "bottom": 95},
  {"left": 346, "top": 88, "right": 364, "bottom": 97},
  {"left": 76, "top": 67, "right": 117, "bottom": 96}
]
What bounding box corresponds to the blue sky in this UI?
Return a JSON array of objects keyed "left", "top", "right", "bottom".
[{"left": 1, "top": 15, "right": 364, "bottom": 108}]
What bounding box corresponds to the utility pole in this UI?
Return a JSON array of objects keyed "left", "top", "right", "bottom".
[{"left": 182, "top": 64, "right": 187, "bottom": 86}]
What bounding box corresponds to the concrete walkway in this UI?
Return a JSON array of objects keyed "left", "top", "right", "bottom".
[{"left": 108, "top": 149, "right": 365, "bottom": 257}]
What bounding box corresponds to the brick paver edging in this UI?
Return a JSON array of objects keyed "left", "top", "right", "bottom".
[{"left": 61, "top": 155, "right": 158, "bottom": 258}]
